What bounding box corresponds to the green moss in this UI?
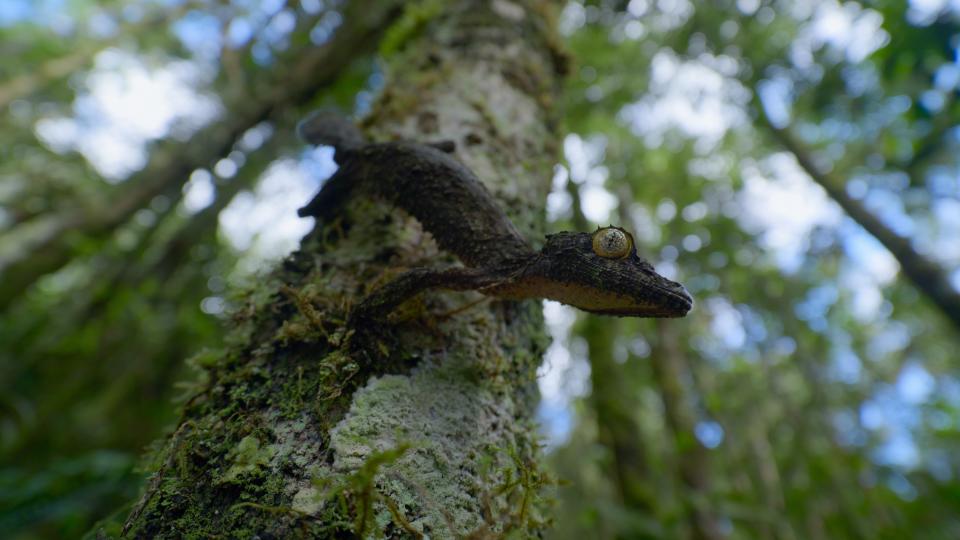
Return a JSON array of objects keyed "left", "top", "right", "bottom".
[
  {"left": 220, "top": 435, "right": 276, "bottom": 484},
  {"left": 323, "top": 361, "right": 552, "bottom": 537},
  {"left": 106, "top": 0, "right": 561, "bottom": 536},
  {"left": 379, "top": 0, "right": 446, "bottom": 58}
]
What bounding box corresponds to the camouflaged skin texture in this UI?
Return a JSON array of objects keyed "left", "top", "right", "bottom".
[{"left": 298, "top": 112, "right": 692, "bottom": 319}]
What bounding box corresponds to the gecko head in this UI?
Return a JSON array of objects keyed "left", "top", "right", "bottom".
[{"left": 531, "top": 227, "right": 693, "bottom": 317}]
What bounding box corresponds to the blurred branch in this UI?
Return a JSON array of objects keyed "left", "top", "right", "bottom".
[
  {"left": 748, "top": 279, "right": 903, "bottom": 537},
  {"left": 0, "top": 2, "right": 199, "bottom": 110},
  {"left": 745, "top": 359, "right": 798, "bottom": 540},
  {"left": 585, "top": 317, "right": 661, "bottom": 525},
  {"left": 3, "top": 120, "right": 296, "bottom": 462},
  {"left": 902, "top": 93, "right": 956, "bottom": 182},
  {"left": 793, "top": 353, "right": 881, "bottom": 539},
  {"left": 652, "top": 321, "right": 725, "bottom": 540},
  {"left": 754, "top": 97, "right": 960, "bottom": 332},
  {"left": 0, "top": 48, "right": 93, "bottom": 109},
  {"left": 0, "top": 0, "right": 403, "bottom": 309}
]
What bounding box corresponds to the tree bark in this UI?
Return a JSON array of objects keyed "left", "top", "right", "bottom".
[{"left": 106, "top": 1, "right": 564, "bottom": 537}]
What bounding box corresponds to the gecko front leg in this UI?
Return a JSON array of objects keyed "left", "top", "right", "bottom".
[
  {"left": 349, "top": 266, "right": 505, "bottom": 325},
  {"left": 345, "top": 266, "right": 506, "bottom": 354}
]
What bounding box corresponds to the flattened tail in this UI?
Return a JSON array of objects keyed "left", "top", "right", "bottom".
[{"left": 297, "top": 108, "right": 365, "bottom": 161}]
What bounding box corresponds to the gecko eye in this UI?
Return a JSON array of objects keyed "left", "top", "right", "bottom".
[{"left": 591, "top": 227, "right": 633, "bottom": 259}]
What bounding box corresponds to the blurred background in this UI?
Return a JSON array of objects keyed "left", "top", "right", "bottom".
[{"left": 2, "top": 0, "right": 960, "bottom": 538}]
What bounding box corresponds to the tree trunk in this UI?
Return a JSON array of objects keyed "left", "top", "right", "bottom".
[{"left": 106, "top": 1, "right": 565, "bottom": 537}]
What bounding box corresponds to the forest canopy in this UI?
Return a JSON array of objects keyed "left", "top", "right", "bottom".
[{"left": 2, "top": 0, "right": 960, "bottom": 538}]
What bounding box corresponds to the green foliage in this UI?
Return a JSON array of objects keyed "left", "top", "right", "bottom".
[
  {"left": 0, "top": 451, "right": 137, "bottom": 540},
  {"left": 4, "top": 0, "right": 960, "bottom": 538},
  {"left": 0, "top": 0, "right": 373, "bottom": 537},
  {"left": 547, "top": 1, "right": 960, "bottom": 538}
]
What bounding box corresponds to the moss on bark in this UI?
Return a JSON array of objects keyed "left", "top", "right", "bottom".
[{"left": 97, "top": 1, "right": 564, "bottom": 538}]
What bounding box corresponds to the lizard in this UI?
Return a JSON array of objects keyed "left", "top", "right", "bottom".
[{"left": 296, "top": 109, "right": 692, "bottom": 327}]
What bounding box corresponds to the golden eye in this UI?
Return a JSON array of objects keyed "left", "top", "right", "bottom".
[{"left": 591, "top": 227, "right": 633, "bottom": 259}]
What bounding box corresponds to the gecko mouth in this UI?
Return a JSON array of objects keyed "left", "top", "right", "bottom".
[
  {"left": 599, "top": 282, "right": 693, "bottom": 318},
  {"left": 655, "top": 283, "right": 694, "bottom": 312},
  {"left": 592, "top": 307, "right": 689, "bottom": 317},
  {"left": 575, "top": 284, "right": 692, "bottom": 318}
]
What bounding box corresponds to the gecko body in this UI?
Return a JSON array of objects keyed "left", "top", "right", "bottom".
[{"left": 297, "top": 110, "right": 692, "bottom": 320}]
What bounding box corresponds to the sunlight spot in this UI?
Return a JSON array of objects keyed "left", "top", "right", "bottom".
[
  {"left": 738, "top": 154, "right": 842, "bottom": 271},
  {"left": 860, "top": 400, "right": 884, "bottom": 430},
  {"left": 219, "top": 159, "right": 316, "bottom": 269},
  {"left": 36, "top": 49, "right": 219, "bottom": 180},
  {"left": 842, "top": 228, "right": 899, "bottom": 285},
  {"left": 564, "top": 134, "right": 606, "bottom": 184},
  {"left": 808, "top": 1, "right": 889, "bottom": 62},
  {"left": 537, "top": 301, "right": 588, "bottom": 447},
  {"left": 34, "top": 117, "right": 80, "bottom": 153},
  {"left": 829, "top": 349, "right": 862, "bottom": 384},
  {"left": 656, "top": 199, "right": 677, "bottom": 222},
  {"left": 200, "top": 296, "right": 226, "bottom": 315},
  {"left": 758, "top": 76, "right": 792, "bottom": 128},
  {"left": 184, "top": 169, "right": 215, "bottom": 213},
  {"left": 897, "top": 362, "right": 935, "bottom": 405},
  {"left": 622, "top": 50, "right": 748, "bottom": 152},
  {"left": 214, "top": 157, "right": 239, "bottom": 179},
  {"left": 580, "top": 185, "right": 617, "bottom": 223},
  {"left": 681, "top": 201, "right": 708, "bottom": 222},
  {"left": 695, "top": 421, "right": 725, "bottom": 448},
  {"left": 706, "top": 297, "right": 746, "bottom": 350},
  {"left": 907, "top": 0, "right": 948, "bottom": 25},
  {"left": 682, "top": 234, "right": 702, "bottom": 252},
  {"left": 559, "top": 2, "right": 586, "bottom": 35}
]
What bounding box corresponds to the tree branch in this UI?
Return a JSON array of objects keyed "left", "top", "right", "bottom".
[
  {"left": 652, "top": 321, "right": 726, "bottom": 540},
  {"left": 0, "top": 0, "right": 402, "bottom": 309},
  {"left": 754, "top": 99, "right": 960, "bottom": 331}
]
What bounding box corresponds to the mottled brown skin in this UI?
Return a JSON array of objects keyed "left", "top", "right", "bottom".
[
  {"left": 491, "top": 232, "right": 692, "bottom": 317},
  {"left": 297, "top": 110, "right": 692, "bottom": 322}
]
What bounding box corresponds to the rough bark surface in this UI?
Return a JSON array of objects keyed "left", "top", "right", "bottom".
[{"left": 104, "top": 1, "right": 564, "bottom": 538}]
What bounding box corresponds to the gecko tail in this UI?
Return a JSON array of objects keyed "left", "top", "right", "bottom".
[{"left": 297, "top": 108, "right": 365, "bottom": 162}]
